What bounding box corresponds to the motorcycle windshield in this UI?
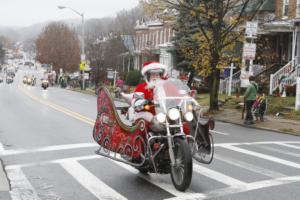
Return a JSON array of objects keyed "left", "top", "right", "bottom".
[{"left": 154, "top": 79, "right": 191, "bottom": 114}]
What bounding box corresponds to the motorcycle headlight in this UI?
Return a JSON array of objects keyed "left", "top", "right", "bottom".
[
  {"left": 156, "top": 113, "right": 166, "bottom": 123},
  {"left": 168, "top": 108, "right": 180, "bottom": 121},
  {"left": 184, "top": 112, "right": 194, "bottom": 122}
]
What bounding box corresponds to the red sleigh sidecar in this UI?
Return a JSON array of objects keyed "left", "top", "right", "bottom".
[{"left": 93, "top": 79, "right": 215, "bottom": 191}]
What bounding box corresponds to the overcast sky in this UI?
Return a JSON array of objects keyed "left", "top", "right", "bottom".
[{"left": 0, "top": 0, "right": 139, "bottom": 27}]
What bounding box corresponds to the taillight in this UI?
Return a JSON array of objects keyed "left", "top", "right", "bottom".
[{"left": 208, "top": 118, "right": 215, "bottom": 130}]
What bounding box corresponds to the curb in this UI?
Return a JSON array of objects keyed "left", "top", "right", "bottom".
[
  {"left": 0, "top": 160, "right": 10, "bottom": 192},
  {"left": 215, "top": 119, "right": 300, "bottom": 136}
]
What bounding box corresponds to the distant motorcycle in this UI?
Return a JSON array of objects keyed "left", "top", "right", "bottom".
[
  {"left": 31, "top": 77, "right": 36, "bottom": 86},
  {"left": 41, "top": 79, "right": 49, "bottom": 90},
  {"left": 23, "top": 76, "right": 27, "bottom": 84},
  {"left": 6, "top": 76, "right": 13, "bottom": 84},
  {"left": 114, "top": 86, "right": 123, "bottom": 98}
]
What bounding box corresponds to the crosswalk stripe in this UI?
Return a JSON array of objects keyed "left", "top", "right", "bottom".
[
  {"left": 257, "top": 145, "right": 300, "bottom": 159},
  {"left": 210, "top": 130, "right": 229, "bottom": 136},
  {"left": 6, "top": 167, "right": 41, "bottom": 200},
  {"left": 222, "top": 145, "right": 300, "bottom": 169},
  {"left": 214, "top": 154, "right": 285, "bottom": 179},
  {"left": 165, "top": 174, "right": 300, "bottom": 200},
  {"left": 276, "top": 143, "right": 300, "bottom": 150},
  {"left": 215, "top": 141, "right": 300, "bottom": 147},
  {"left": 1, "top": 143, "right": 98, "bottom": 156},
  {"left": 5, "top": 155, "right": 100, "bottom": 170},
  {"left": 193, "top": 163, "right": 246, "bottom": 186},
  {"left": 60, "top": 160, "right": 127, "bottom": 200},
  {"left": 112, "top": 160, "right": 196, "bottom": 197},
  {"left": 0, "top": 142, "right": 4, "bottom": 154}
]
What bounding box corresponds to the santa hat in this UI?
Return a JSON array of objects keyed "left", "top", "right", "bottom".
[{"left": 141, "top": 61, "right": 168, "bottom": 77}]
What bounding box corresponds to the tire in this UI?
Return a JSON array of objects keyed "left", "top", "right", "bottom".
[
  {"left": 194, "top": 133, "right": 214, "bottom": 164},
  {"left": 138, "top": 168, "right": 148, "bottom": 174},
  {"left": 170, "top": 137, "right": 193, "bottom": 191}
]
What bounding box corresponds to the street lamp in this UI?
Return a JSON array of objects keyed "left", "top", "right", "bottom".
[{"left": 58, "top": 5, "right": 86, "bottom": 90}]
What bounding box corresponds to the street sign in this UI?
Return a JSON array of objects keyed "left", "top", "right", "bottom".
[
  {"left": 245, "top": 21, "right": 258, "bottom": 38},
  {"left": 107, "top": 70, "right": 114, "bottom": 79},
  {"left": 84, "top": 73, "right": 89, "bottom": 80},
  {"left": 240, "top": 70, "right": 252, "bottom": 88},
  {"left": 243, "top": 43, "right": 256, "bottom": 60},
  {"left": 80, "top": 61, "right": 86, "bottom": 71},
  {"left": 296, "top": 77, "right": 300, "bottom": 111}
]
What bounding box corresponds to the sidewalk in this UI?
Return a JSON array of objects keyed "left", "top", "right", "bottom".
[
  {"left": 0, "top": 160, "right": 10, "bottom": 200},
  {"left": 212, "top": 108, "right": 300, "bottom": 135}
]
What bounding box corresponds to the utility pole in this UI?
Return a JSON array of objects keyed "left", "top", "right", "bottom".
[{"left": 58, "top": 5, "right": 85, "bottom": 90}]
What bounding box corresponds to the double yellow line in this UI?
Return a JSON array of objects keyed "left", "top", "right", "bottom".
[{"left": 19, "top": 86, "right": 95, "bottom": 125}]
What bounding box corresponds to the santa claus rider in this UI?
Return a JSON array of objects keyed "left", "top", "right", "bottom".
[{"left": 121, "top": 61, "right": 168, "bottom": 123}]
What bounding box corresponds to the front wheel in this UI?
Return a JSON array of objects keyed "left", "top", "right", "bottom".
[{"left": 170, "top": 138, "right": 193, "bottom": 191}]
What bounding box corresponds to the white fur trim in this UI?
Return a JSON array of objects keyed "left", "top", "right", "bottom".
[
  {"left": 121, "top": 92, "right": 133, "bottom": 105},
  {"left": 141, "top": 63, "right": 168, "bottom": 76},
  {"left": 134, "top": 112, "right": 154, "bottom": 122}
]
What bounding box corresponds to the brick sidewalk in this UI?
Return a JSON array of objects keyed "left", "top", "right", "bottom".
[{"left": 212, "top": 108, "right": 300, "bottom": 135}]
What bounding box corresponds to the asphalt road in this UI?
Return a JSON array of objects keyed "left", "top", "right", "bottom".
[{"left": 1, "top": 68, "right": 300, "bottom": 200}]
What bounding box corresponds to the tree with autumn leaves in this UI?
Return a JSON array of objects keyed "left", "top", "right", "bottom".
[
  {"left": 141, "top": 0, "right": 264, "bottom": 110},
  {"left": 36, "top": 22, "right": 80, "bottom": 73}
]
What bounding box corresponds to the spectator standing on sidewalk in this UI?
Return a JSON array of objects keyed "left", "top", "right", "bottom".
[{"left": 244, "top": 76, "right": 258, "bottom": 125}]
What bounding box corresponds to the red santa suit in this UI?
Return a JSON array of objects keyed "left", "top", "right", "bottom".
[
  {"left": 134, "top": 82, "right": 155, "bottom": 115},
  {"left": 134, "top": 82, "right": 154, "bottom": 102}
]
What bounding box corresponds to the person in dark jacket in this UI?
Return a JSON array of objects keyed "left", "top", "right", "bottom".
[{"left": 244, "top": 76, "right": 258, "bottom": 125}]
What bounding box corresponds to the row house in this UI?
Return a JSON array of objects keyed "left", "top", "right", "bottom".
[
  {"left": 255, "top": 0, "right": 300, "bottom": 94},
  {"left": 133, "top": 20, "right": 175, "bottom": 73},
  {"left": 260, "top": 0, "right": 300, "bottom": 65}
]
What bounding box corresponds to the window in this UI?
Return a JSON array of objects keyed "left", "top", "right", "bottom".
[
  {"left": 142, "top": 34, "right": 145, "bottom": 49},
  {"left": 156, "top": 30, "right": 159, "bottom": 46},
  {"left": 297, "top": 0, "right": 300, "bottom": 17},
  {"left": 283, "top": 0, "right": 289, "bottom": 18}
]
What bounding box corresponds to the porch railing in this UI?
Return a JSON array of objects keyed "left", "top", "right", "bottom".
[
  {"left": 219, "top": 70, "right": 241, "bottom": 94},
  {"left": 269, "top": 59, "right": 296, "bottom": 95},
  {"left": 281, "top": 64, "right": 300, "bottom": 87},
  {"left": 219, "top": 64, "right": 266, "bottom": 95}
]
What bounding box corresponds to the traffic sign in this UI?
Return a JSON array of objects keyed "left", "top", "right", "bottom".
[
  {"left": 80, "top": 61, "right": 86, "bottom": 71},
  {"left": 245, "top": 21, "right": 258, "bottom": 38},
  {"left": 243, "top": 43, "right": 256, "bottom": 60}
]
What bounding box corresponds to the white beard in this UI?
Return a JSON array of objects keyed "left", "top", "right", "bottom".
[{"left": 146, "top": 79, "right": 158, "bottom": 89}]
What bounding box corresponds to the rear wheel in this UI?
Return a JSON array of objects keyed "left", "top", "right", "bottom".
[{"left": 170, "top": 138, "right": 193, "bottom": 191}]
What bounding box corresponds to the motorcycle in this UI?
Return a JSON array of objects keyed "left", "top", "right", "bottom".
[
  {"left": 93, "top": 79, "right": 214, "bottom": 191},
  {"left": 41, "top": 79, "right": 49, "bottom": 90},
  {"left": 114, "top": 86, "right": 123, "bottom": 98},
  {"left": 6, "top": 76, "right": 13, "bottom": 84},
  {"left": 23, "top": 76, "right": 27, "bottom": 84}
]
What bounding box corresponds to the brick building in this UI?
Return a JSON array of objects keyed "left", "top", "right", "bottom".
[
  {"left": 133, "top": 20, "right": 175, "bottom": 73},
  {"left": 261, "top": 0, "right": 300, "bottom": 65}
]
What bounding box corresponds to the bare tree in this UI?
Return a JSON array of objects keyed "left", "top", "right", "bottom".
[{"left": 36, "top": 22, "right": 80, "bottom": 73}]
